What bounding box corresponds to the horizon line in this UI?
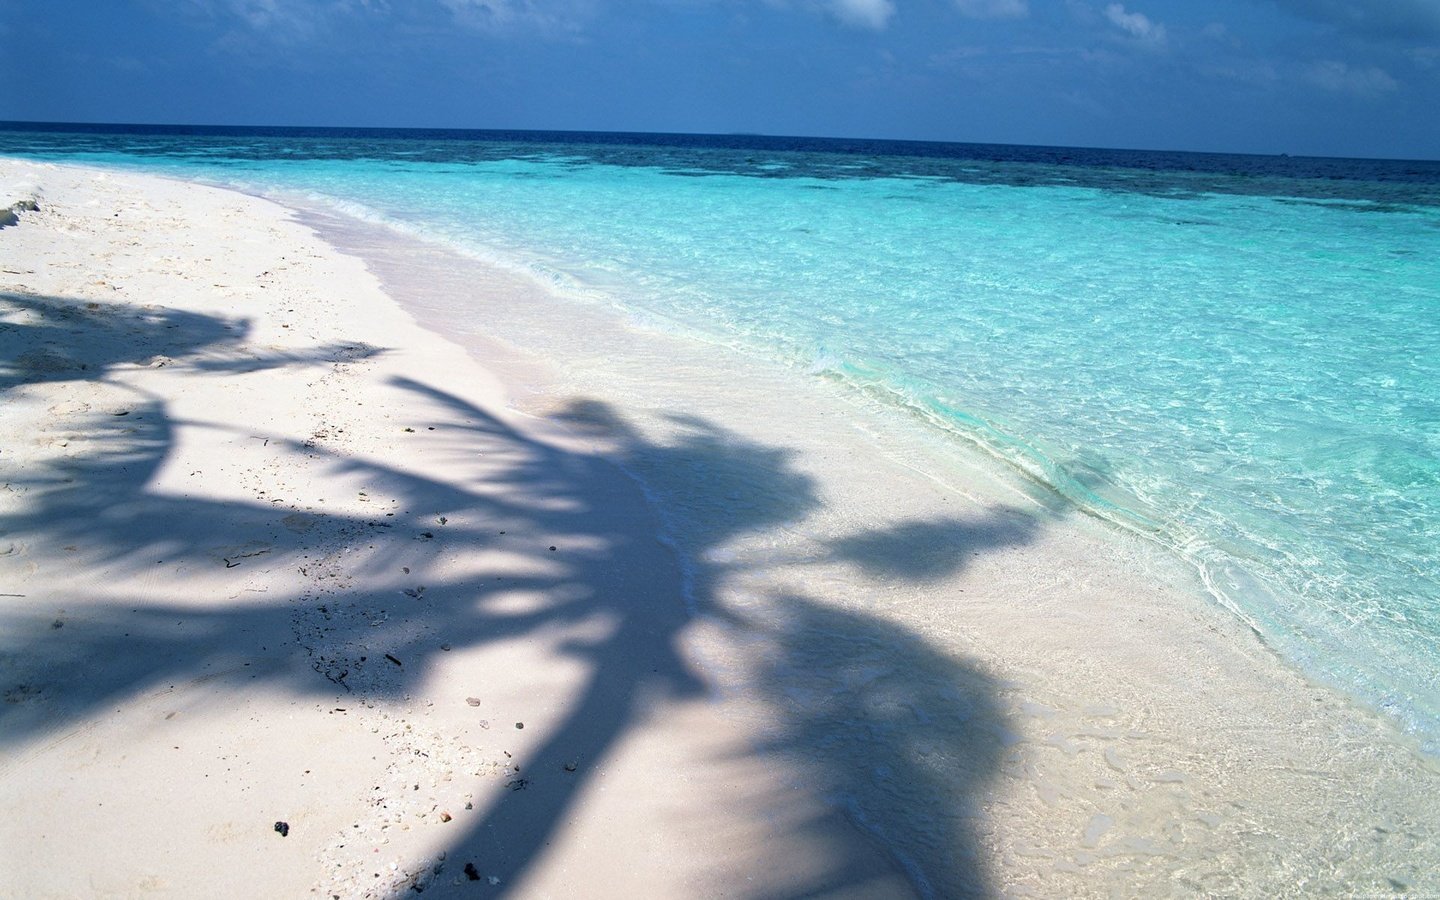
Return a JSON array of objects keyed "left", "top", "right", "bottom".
[{"left": 5, "top": 118, "right": 1440, "bottom": 166}]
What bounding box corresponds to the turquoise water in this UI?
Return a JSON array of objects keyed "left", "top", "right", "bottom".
[{"left": 5, "top": 126, "right": 1440, "bottom": 750}]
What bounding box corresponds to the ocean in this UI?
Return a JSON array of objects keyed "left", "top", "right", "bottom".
[{"left": 4, "top": 122, "right": 1439, "bottom": 753}]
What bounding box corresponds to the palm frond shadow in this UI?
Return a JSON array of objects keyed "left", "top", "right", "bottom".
[{"left": 2, "top": 293, "right": 1040, "bottom": 898}]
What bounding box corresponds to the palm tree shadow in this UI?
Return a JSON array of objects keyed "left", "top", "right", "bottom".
[
  {"left": 430, "top": 394, "right": 1029, "bottom": 899},
  {"left": 729, "top": 593, "right": 1011, "bottom": 899},
  {"left": 2, "top": 293, "right": 1034, "bottom": 898},
  {"left": 831, "top": 513, "right": 1037, "bottom": 583},
  {"left": 0, "top": 291, "right": 382, "bottom": 391},
  {"left": 0, "top": 291, "right": 239, "bottom": 390}
]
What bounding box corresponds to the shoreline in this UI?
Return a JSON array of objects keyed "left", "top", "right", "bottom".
[
  {"left": 11, "top": 146, "right": 1440, "bottom": 752},
  {"left": 3, "top": 158, "right": 1439, "bottom": 896},
  {"left": 255, "top": 170, "right": 1434, "bottom": 750}
]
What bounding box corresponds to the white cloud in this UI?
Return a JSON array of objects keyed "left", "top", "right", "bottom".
[
  {"left": 1199, "top": 20, "right": 1249, "bottom": 50},
  {"left": 1103, "top": 2, "right": 1166, "bottom": 46},
  {"left": 171, "top": 0, "right": 388, "bottom": 39},
  {"left": 226, "top": 0, "right": 302, "bottom": 30},
  {"left": 1198, "top": 59, "right": 1281, "bottom": 86},
  {"left": 166, "top": 0, "right": 1026, "bottom": 40},
  {"left": 173, "top": 0, "right": 589, "bottom": 38},
  {"left": 440, "top": 0, "right": 582, "bottom": 31},
  {"left": 953, "top": 0, "right": 1028, "bottom": 18},
  {"left": 1302, "top": 59, "right": 1400, "bottom": 94},
  {"left": 811, "top": 0, "right": 1027, "bottom": 31},
  {"left": 1411, "top": 46, "right": 1440, "bottom": 69},
  {"left": 824, "top": 0, "right": 895, "bottom": 29},
  {"left": 1268, "top": 0, "right": 1440, "bottom": 42}
]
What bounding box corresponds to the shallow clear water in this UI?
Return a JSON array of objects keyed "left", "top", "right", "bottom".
[{"left": 5, "top": 124, "right": 1440, "bottom": 750}]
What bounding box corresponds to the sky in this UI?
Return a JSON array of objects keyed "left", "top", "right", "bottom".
[{"left": 2, "top": 0, "right": 1438, "bottom": 159}]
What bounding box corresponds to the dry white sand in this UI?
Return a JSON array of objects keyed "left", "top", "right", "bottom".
[{"left": 2, "top": 158, "right": 1438, "bottom": 898}]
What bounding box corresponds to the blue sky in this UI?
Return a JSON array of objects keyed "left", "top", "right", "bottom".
[{"left": 3, "top": 0, "right": 1438, "bottom": 158}]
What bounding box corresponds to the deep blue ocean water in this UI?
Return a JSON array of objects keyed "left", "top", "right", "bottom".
[{"left": 5, "top": 123, "right": 1439, "bottom": 749}]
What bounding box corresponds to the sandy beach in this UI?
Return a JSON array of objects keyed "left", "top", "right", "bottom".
[{"left": 3, "top": 158, "right": 1439, "bottom": 898}]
